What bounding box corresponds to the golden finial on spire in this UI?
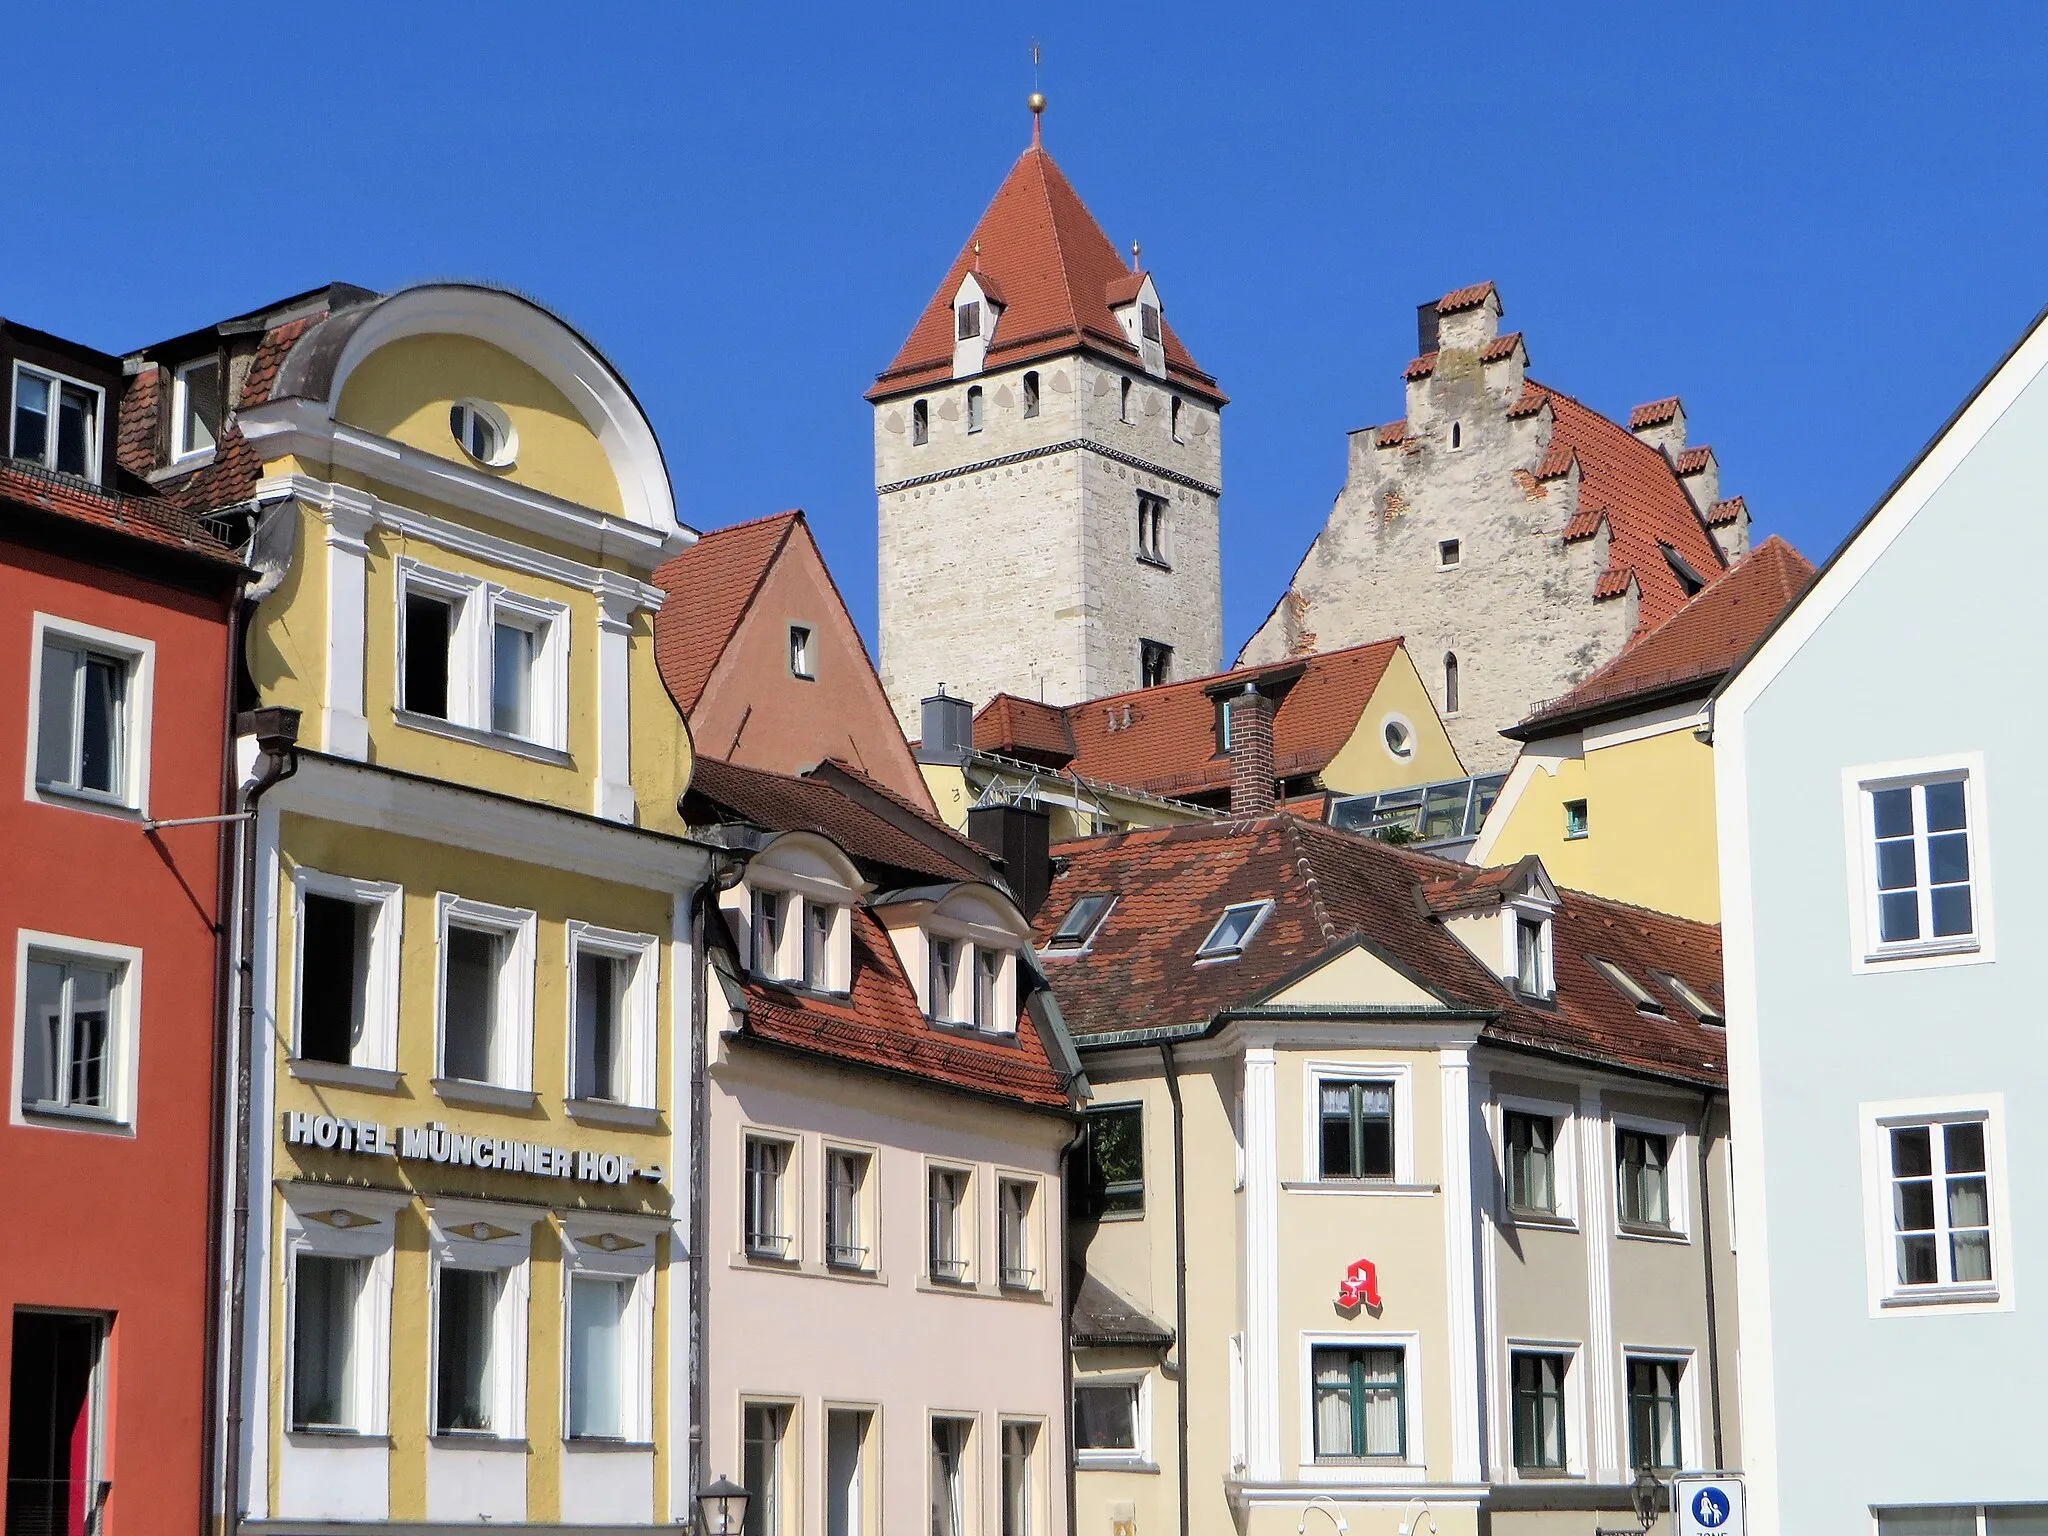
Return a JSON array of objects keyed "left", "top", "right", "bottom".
[
  {"left": 1131, "top": 240, "right": 1141, "bottom": 273},
  {"left": 1029, "top": 40, "right": 1045, "bottom": 146}
]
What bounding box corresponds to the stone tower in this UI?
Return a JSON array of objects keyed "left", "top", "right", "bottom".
[
  {"left": 1239, "top": 281, "right": 1749, "bottom": 772},
  {"left": 870, "top": 114, "right": 1225, "bottom": 735}
]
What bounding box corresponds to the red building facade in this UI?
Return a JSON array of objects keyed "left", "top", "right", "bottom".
[{"left": 0, "top": 320, "right": 242, "bottom": 1536}]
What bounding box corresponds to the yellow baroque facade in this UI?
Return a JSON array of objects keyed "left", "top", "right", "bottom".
[{"left": 228, "top": 285, "right": 714, "bottom": 1530}]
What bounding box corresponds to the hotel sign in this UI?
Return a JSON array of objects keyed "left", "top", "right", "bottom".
[{"left": 284, "top": 1110, "right": 664, "bottom": 1186}]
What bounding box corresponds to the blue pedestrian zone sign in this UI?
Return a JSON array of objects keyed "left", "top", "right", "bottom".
[{"left": 1673, "top": 1474, "right": 1745, "bottom": 1536}]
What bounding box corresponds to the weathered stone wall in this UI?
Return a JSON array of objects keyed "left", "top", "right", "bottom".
[
  {"left": 1240, "top": 299, "right": 1633, "bottom": 772},
  {"left": 875, "top": 353, "right": 1222, "bottom": 732}
]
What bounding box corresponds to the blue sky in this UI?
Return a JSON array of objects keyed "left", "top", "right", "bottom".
[{"left": 5, "top": 4, "right": 2039, "bottom": 658}]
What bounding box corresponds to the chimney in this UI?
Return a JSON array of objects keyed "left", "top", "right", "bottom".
[
  {"left": 1416, "top": 301, "right": 1441, "bottom": 356},
  {"left": 918, "top": 689, "right": 974, "bottom": 764},
  {"left": 1628, "top": 397, "right": 1687, "bottom": 461},
  {"left": 968, "top": 803, "right": 1053, "bottom": 920},
  {"left": 1228, "top": 685, "right": 1277, "bottom": 817}
]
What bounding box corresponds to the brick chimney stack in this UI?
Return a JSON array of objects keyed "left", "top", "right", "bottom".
[{"left": 1229, "top": 686, "right": 1277, "bottom": 817}]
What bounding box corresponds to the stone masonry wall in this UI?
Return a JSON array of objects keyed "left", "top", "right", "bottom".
[{"left": 876, "top": 351, "right": 1222, "bottom": 732}]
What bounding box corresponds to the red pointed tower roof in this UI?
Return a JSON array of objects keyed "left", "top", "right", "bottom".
[{"left": 868, "top": 143, "right": 1223, "bottom": 404}]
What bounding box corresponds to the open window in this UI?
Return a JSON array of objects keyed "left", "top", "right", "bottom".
[
  {"left": 172, "top": 356, "right": 223, "bottom": 462},
  {"left": 291, "top": 870, "right": 402, "bottom": 1078},
  {"left": 1196, "top": 901, "right": 1271, "bottom": 961},
  {"left": 398, "top": 562, "right": 569, "bottom": 752},
  {"left": 282, "top": 1183, "right": 405, "bottom": 1438},
  {"left": 10, "top": 363, "right": 101, "bottom": 482},
  {"left": 426, "top": 1200, "right": 535, "bottom": 1441},
  {"left": 17, "top": 933, "right": 140, "bottom": 1130},
  {"left": 566, "top": 921, "right": 658, "bottom": 1111},
  {"left": 30, "top": 615, "right": 152, "bottom": 812},
  {"left": 434, "top": 895, "right": 536, "bottom": 1099},
  {"left": 4, "top": 1311, "right": 107, "bottom": 1534}
]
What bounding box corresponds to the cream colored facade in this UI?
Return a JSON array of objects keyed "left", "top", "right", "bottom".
[
  {"left": 1472, "top": 701, "right": 1720, "bottom": 922},
  {"left": 219, "top": 284, "right": 714, "bottom": 1532},
  {"left": 1071, "top": 961, "right": 1737, "bottom": 1535}
]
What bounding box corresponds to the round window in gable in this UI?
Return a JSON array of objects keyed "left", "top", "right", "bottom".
[
  {"left": 449, "top": 399, "right": 516, "bottom": 468},
  {"left": 1382, "top": 716, "right": 1415, "bottom": 760}
]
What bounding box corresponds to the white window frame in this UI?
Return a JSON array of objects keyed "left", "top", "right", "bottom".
[
  {"left": 1502, "top": 1338, "right": 1585, "bottom": 1481},
  {"left": 743, "top": 1128, "right": 798, "bottom": 1262},
  {"left": 1072, "top": 1371, "right": 1151, "bottom": 1468},
  {"left": 1302, "top": 1061, "right": 1416, "bottom": 1187},
  {"left": 742, "top": 863, "right": 857, "bottom": 994},
  {"left": 432, "top": 894, "right": 537, "bottom": 1100},
  {"left": 1859, "top": 1094, "right": 2013, "bottom": 1316},
  {"left": 563, "top": 920, "right": 659, "bottom": 1111},
  {"left": 1612, "top": 1112, "right": 1690, "bottom": 1242},
  {"left": 1843, "top": 752, "right": 1993, "bottom": 972},
  {"left": 788, "top": 623, "right": 816, "bottom": 681},
  {"left": 11, "top": 930, "right": 143, "bottom": 1134},
  {"left": 1618, "top": 1347, "right": 1700, "bottom": 1474},
  {"left": 1379, "top": 713, "right": 1416, "bottom": 763},
  {"left": 448, "top": 399, "right": 518, "bottom": 468},
  {"left": 280, "top": 1182, "right": 406, "bottom": 1438},
  {"left": 171, "top": 356, "right": 222, "bottom": 463},
  {"left": 10, "top": 361, "right": 104, "bottom": 482},
  {"left": 998, "top": 1416, "right": 1045, "bottom": 1536},
  {"left": 25, "top": 613, "right": 154, "bottom": 817},
  {"left": 929, "top": 1411, "right": 980, "bottom": 1536},
  {"left": 1437, "top": 538, "right": 1461, "bottom": 569},
  {"left": 1296, "top": 1330, "right": 1426, "bottom": 1479},
  {"left": 289, "top": 867, "right": 403, "bottom": 1080},
  {"left": 1196, "top": 900, "right": 1273, "bottom": 963},
  {"left": 1496, "top": 1093, "right": 1580, "bottom": 1227},
  {"left": 395, "top": 560, "right": 570, "bottom": 755},
  {"left": 823, "top": 1141, "right": 878, "bottom": 1274},
  {"left": 926, "top": 1160, "right": 975, "bottom": 1285},
  {"left": 996, "top": 1172, "right": 1041, "bottom": 1292},
  {"left": 425, "top": 1199, "right": 539, "bottom": 1441},
  {"left": 1505, "top": 899, "right": 1556, "bottom": 1000},
  {"left": 559, "top": 1214, "right": 660, "bottom": 1444}
]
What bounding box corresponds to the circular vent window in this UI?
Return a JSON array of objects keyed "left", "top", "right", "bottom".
[
  {"left": 1383, "top": 717, "right": 1414, "bottom": 759},
  {"left": 449, "top": 399, "right": 516, "bottom": 468}
]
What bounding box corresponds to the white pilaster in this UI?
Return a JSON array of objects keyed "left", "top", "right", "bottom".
[
  {"left": 1475, "top": 1068, "right": 1504, "bottom": 1480},
  {"left": 1241, "top": 1046, "right": 1282, "bottom": 1479},
  {"left": 1440, "top": 1050, "right": 1483, "bottom": 1483},
  {"left": 318, "top": 489, "right": 376, "bottom": 760},
  {"left": 243, "top": 797, "right": 283, "bottom": 1519},
  {"left": 593, "top": 574, "right": 640, "bottom": 824},
  {"left": 666, "top": 892, "right": 694, "bottom": 1522},
  {"left": 1579, "top": 1086, "right": 1621, "bottom": 1479}
]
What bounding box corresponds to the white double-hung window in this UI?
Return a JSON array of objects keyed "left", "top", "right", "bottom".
[
  {"left": 1862, "top": 1096, "right": 2010, "bottom": 1312},
  {"left": 426, "top": 1201, "right": 536, "bottom": 1440},
  {"left": 283, "top": 1184, "right": 405, "bottom": 1436},
  {"left": 28, "top": 616, "right": 152, "bottom": 812},
  {"left": 15, "top": 933, "right": 141, "bottom": 1130},
  {"left": 290, "top": 869, "right": 402, "bottom": 1078},
  {"left": 1849, "top": 756, "right": 1991, "bottom": 967},
  {"left": 561, "top": 1216, "right": 658, "bottom": 1443},
  {"left": 11, "top": 364, "right": 101, "bottom": 480},
  {"left": 397, "top": 561, "right": 569, "bottom": 753},
  {"left": 565, "top": 922, "right": 658, "bottom": 1111},
  {"left": 434, "top": 895, "right": 536, "bottom": 1099}
]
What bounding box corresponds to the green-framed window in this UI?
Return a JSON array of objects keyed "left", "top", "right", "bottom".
[
  {"left": 1511, "top": 1351, "right": 1568, "bottom": 1470},
  {"left": 1310, "top": 1346, "right": 1405, "bottom": 1459},
  {"left": 1319, "top": 1080, "right": 1395, "bottom": 1180},
  {"left": 1626, "top": 1357, "right": 1683, "bottom": 1470},
  {"left": 1504, "top": 1111, "right": 1558, "bottom": 1214}
]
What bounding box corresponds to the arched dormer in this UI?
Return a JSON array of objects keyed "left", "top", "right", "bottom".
[
  {"left": 245, "top": 283, "right": 683, "bottom": 565},
  {"left": 720, "top": 831, "right": 869, "bottom": 995},
  {"left": 874, "top": 882, "right": 1035, "bottom": 1033},
  {"left": 951, "top": 271, "right": 1005, "bottom": 380}
]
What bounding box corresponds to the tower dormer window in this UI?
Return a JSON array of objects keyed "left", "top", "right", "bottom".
[
  {"left": 1141, "top": 304, "right": 1162, "bottom": 343},
  {"left": 912, "top": 400, "right": 929, "bottom": 446},
  {"left": 956, "top": 301, "right": 982, "bottom": 341},
  {"left": 967, "top": 386, "right": 984, "bottom": 434},
  {"left": 1022, "top": 372, "right": 1040, "bottom": 419}
]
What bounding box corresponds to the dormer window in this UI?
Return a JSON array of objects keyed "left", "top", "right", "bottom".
[
  {"left": 172, "top": 357, "right": 222, "bottom": 462},
  {"left": 1197, "top": 901, "right": 1271, "bottom": 961},
  {"left": 1046, "top": 894, "right": 1113, "bottom": 951},
  {"left": 928, "top": 937, "right": 959, "bottom": 1020},
  {"left": 1515, "top": 915, "right": 1553, "bottom": 1000},
  {"left": 972, "top": 948, "right": 1003, "bottom": 1028},
  {"left": 1140, "top": 304, "right": 1162, "bottom": 343},
  {"left": 11, "top": 364, "right": 101, "bottom": 482},
  {"left": 957, "top": 301, "right": 982, "bottom": 341},
  {"left": 802, "top": 903, "right": 837, "bottom": 991},
  {"left": 752, "top": 891, "right": 784, "bottom": 976}
]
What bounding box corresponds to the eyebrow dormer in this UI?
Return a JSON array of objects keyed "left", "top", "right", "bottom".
[
  {"left": 721, "top": 831, "right": 869, "bottom": 996},
  {"left": 875, "top": 882, "right": 1034, "bottom": 1034},
  {"left": 1106, "top": 271, "right": 1166, "bottom": 379},
  {"left": 951, "top": 271, "right": 1005, "bottom": 380}
]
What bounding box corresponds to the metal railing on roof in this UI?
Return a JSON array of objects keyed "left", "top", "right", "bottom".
[{"left": 964, "top": 749, "right": 1217, "bottom": 825}]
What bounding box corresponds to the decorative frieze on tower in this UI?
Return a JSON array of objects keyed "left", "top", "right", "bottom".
[
  {"left": 1240, "top": 281, "right": 1745, "bottom": 772},
  {"left": 870, "top": 103, "right": 1226, "bottom": 734}
]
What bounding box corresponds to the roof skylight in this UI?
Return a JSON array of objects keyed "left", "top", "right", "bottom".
[
  {"left": 1047, "top": 893, "right": 1114, "bottom": 950},
  {"left": 1590, "top": 958, "right": 1665, "bottom": 1014},
  {"left": 1655, "top": 970, "right": 1724, "bottom": 1026},
  {"left": 1196, "top": 901, "right": 1272, "bottom": 961}
]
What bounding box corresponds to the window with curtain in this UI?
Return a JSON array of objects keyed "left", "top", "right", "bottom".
[
  {"left": 930, "top": 1418, "right": 970, "bottom": 1536},
  {"left": 1617, "top": 1129, "right": 1672, "bottom": 1228},
  {"left": 745, "top": 1137, "right": 792, "bottom": 1259},
  {"left": 1000, "top": 1422, "right": 1036, "bottom": 1536},
  {"left": 567, "top": 1275, "right": 627, "bottom": 1439},
  {"left": 744, "top": 1402, "right": 789, "bottom": 1536},
  {"left": 1889, "top": 1118, "right": 1993, "bottom": 1291},
  {"left": 928, "top": 1168, "right": 968, "bottom": 1282},
  {"left": 1625, "top": 1357, "right": 1683, "bottom": 1470},
  {"left": 1504, "top": 1111, "right": 1557, "bottom": 1215},
  {"left": 292, "top": 1253, "right": 364, "bottom": 1431},
  {"left": 435, "top": 1267, "right": 499, "bottom": 1433},
  {"left": 1319, "top": 1080, "right": 1395, "bottom": 1180},
  {"left": 1511, "top": 1352, "right": 1568, "bottom": 1470},
  {"left": 826, "top": 1149, "right": 869, "bottom": 1270},
  {"left": 1312, "top": 1346, "right": 1405, "bottom": 1459}
]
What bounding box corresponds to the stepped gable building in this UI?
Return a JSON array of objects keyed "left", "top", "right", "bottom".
[
  {"left": 870, "top": 104, "right": 1226, "bottom": 733},
  {"left": 1240, "top": 281, "right": 1750, "bottom": 773},
  {"left": 1043, "top": 812, "right": 1737, "bottom": 1536},
  {"left": 652, "top": 508, "right": 936, "bottom": 810}
]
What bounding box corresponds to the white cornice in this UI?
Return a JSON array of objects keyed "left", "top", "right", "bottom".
[
  {"left": 239, "top": 399, "right": 692, "bottom": 569},
  {"left": 270, "top": 755, "right": 714, "bottom": 892},
  {"left": 260, "top": 471, "right": 666, "bottom": 613}
]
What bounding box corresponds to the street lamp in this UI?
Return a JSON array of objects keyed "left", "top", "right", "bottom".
[
  {"left": 695, "top": 1475, "right": 751, "bottom": 1536},
  {"left": 1595, "top": 1467, "right": 1664, "bottom": 1535}
]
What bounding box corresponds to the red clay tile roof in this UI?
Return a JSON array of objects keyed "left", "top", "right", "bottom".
[
  {"left": 1036, "top": 816, "right": 1725, "bottom": 1085},
  {"left": 1506, "top": 382, "right": 1549, "bottom": 419},
  {"left": 1706, "top": 495, "right": 1746, "bottom": 528},
  {"left": 1436, "top": 281, "right": 1499, "bottom": 316},
  {"left": 1479, "top": 331, "right": 1524, "bottom": 363},
  {"left": 152, "top": 315, "right": 318, "bottom": 516},
  {"left": 1103, "top": 271, "right": 1148, "bottom": 308},
  {"left": 1531, "top": 383, "right": 1728, "bottom": 631},
  {"left": 1629, "top": 398, "right": 1682, "bottom": 430},
  {"left": 1561, "top": 510, "right": 1605, "bottom": 542},
  {"left": 1374, "top": 420, "right": 1409, "bottom": 449},
  {"left": 685, "top": 755, "right": 993, "bottom": 886},
  {"left": 650, "top": 511, "right": 802, "bottom": 714},
  {"left": 971, "top": 639, "right": 1411, "bottom": 801},
  {"left": 0, "top": 461, "right": 242, "bottom": 568},
  {"left": 973, "top": 694, "right": 1077, "bottom": 767},
  {"left": 1536, "top": 446, "right": 1576, "bottom": 481},
  {"left": 1673, "top": 446, "right": 1713, "bottom": 476},
  {"left": 733, "top": 905, "right": 1071, "bottom": 1110},
  {"left": 1403, "top": 352, "right": 1439, "bottom": 381},
  {"left": 869, "top": 146, "right": 1220, "bottom": 403},
  {"left": 116, "top": 366, "right": 159, "bottom": 479},
  {"left": 1513, "top": 535, "right": 1813, "bottom": 734}
]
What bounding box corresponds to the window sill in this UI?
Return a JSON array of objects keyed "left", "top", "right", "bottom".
[
  {"left": 393, "top": 709, "right": 571, "bottom": 766},
  {"left": 1864, "top": 937, "right": 1981, "bottom": 963},
  {"left": 1282, "top": 1180, "right": 1439, "bottom": 1198},
  {"left": 1074, "top": 1456, "right": 1157, "bottom": 1474},
  {"left": 1091, "top": 1208, "right": 1146, "bottom": 1223},
  {"left": 1135, "top": 554, "right": 1172, "bottom": 571},
  {"left": 31, "top": 783, "right": 144, "bottom": 821},
  {"left": 1616, "top": 1221, "right": 1689, "bottom": 1245},
  {"left": 1880, "top": 1285, "right": 2001, "bottom": 1311},
  {"left": 285, "top": 1429, "right": 389, "bottom": 1446},
  {"left": 289, "top": 1059, "right": 403, "bottom": 1093},
  {"left": 429, "top": 1434, "right": 528, "bottom": 1450},
  {"left": 432, "top": 1077, "right": 538, "bottom": 1111},
  {"left": 1508, "top": 1466, "right": 1581, "bottom": 1481},
  {"left": 563, "top": 1437, "right": 656, "bottom": 1453},
  {"left": 739, "top": 1246, "right": 799, "bottom": 1268},
  {"left": 565, "top": 1097, "right": 662, "bottom": 1129},
  {"left": 1507, "top": 1209, "right": 1578, "bottom": 1232},
  {"left": 1563, "top": 831, "right": 1589, "bottom": 842},
  {"left": 155, "top": 449, "right": 217, "bottom": 478},
  {"left": 18, "top": 1103, "right": 131, "bottom": 1136}
]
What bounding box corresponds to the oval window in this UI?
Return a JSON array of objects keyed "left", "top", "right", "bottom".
[
  {"left": 449, "top": 400, "right": 515, "bottom": 467},
  {"left": 1383, "top": 719, "right": 1414, "bottom": 758}
]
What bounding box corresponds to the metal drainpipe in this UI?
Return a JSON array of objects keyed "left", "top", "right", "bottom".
[
  {"left": 219, "top": 707, "right": 301, "bottom": 1536},
  {"left": 196, "top": 590, "right": 246, "bottom": 1536},
  {"left": 692, "top": 855, "right": 747, "bottom": 1498},
  {"left": 1060, "top": 1114, "right": 1089, "bottom": 1536},
  {"left": 1697, "top": 1088, "right": 1726, "bottom": 1470},
  {"left": 1161, "top": 1046, "right": 1190, "bottom": 1536}
]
